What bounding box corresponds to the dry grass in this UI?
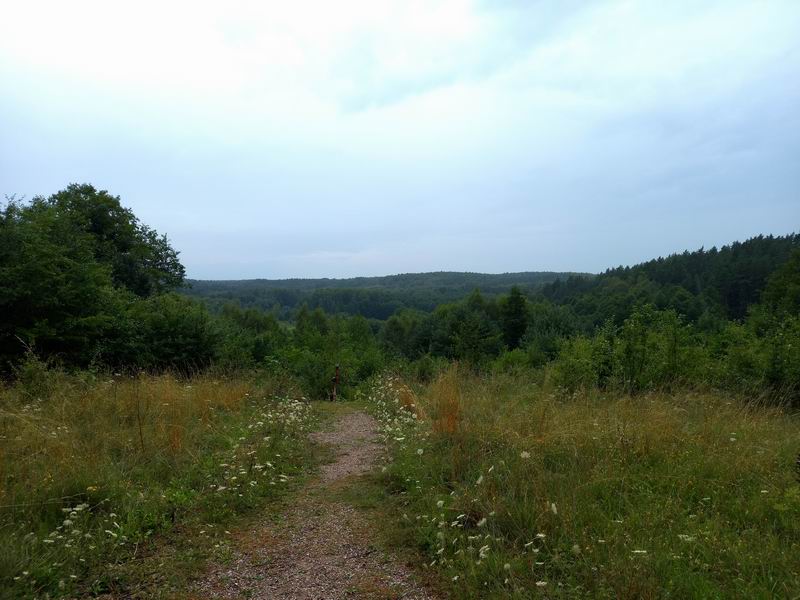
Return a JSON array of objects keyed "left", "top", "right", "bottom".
[
  {"left": 428, "top": 368, "right": 461, "bottom": 435},
  {"left": 0, "top": 371, "right": 314, "bottom": 598},
  {"left": 1, "top": 375, "right": 249, "bottom": 508}
]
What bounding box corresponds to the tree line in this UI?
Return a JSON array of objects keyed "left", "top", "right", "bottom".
[
  {"left": 183, "top": 271, "right": 579, "bottom": 319},
  {"left": 2, "top": 185, "right": 798, "bottom": 403}
]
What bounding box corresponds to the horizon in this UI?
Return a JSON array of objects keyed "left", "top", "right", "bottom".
[
  {"left": 185, "top": 230, "right": 797, "bottom": 281},
  {"left": 2, "top": 1, "right": 799, "bottom": 279},
  {"left": 187, "top": 268, "right": 589, "bottom": 282}
]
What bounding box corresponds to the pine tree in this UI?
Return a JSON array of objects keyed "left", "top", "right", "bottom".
[{"left": 501, "top": 286, "right": 528, "bottom": 349}]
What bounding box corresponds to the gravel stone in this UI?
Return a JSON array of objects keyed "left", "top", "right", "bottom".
[{"left": 194, "top": 410, "right": 437, "bottom": 599}]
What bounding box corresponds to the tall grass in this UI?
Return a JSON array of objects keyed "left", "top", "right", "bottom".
[
  {"left": 0, "top": 366, "right": 314, "bottom": 598},
  {"left": 368, "top": 368, "right": 800, "bottom": 598}
]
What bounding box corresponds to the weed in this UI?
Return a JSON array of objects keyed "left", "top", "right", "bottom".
[{"left": 365, "top": 371, "right": 800, "bottom": 598}]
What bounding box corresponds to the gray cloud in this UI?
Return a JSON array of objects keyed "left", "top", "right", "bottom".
[{"left": 1, "top": 0, "right": 798, "bottom": 279}]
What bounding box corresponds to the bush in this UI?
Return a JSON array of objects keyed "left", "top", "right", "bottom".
[{"left": 551, "top": 336, "right": 598, "bottom": 391}]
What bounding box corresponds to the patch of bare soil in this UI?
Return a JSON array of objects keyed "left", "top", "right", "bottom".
[{"left": 193, "top": 411, "right": 436, "bottom": 599}]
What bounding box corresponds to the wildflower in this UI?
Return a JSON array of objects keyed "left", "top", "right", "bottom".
[
  {"left": 535, "top": 581, "right": 548, "bottom": 587},
  {"left": 520, "top": 451, "right": 531, "bottom": 459},
  {"left": 417, "top": 448, "right": 424, "bottom": 455},
  {"left": 504, "top": 563, "right": 511, "bottom": 571},
  {"left": 535, "top": 533, "right": 546, "bottom": 539},
  {"left": 437, "top": 500, "right": 445, "bottom": 508}
]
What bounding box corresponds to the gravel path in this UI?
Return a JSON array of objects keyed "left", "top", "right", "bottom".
[{"left": 194, "top": 410, "right": 436, "bottom": 599}]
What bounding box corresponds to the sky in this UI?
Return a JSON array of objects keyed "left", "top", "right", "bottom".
[{"left": 1, "top": 0, "right": 799, "bottom": 279}]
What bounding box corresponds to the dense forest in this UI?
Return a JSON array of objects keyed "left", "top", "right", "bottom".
[
  {"left": 183, "top": 271, "right": 582, "bottom": 319},
  {"left": 1, "top": 184, "right": 798, "bottom": 401},
  {"left": 541, "top": 234, "right": 800, "bottom": 328}
]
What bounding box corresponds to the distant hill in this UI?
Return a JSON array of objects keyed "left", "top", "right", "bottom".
[
  {"left": 183, "top": 271, "right": 586, "bottom": 319},
  {"left": 540, "top": 233, "right": 800, "bottom": 329}
]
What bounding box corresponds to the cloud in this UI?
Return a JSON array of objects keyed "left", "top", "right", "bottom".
[{"left": 1, "top": 1, "right": 798, "bottom": 278}]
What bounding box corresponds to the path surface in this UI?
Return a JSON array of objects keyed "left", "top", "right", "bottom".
[{"left": 194, "top": 410, "right": 436, "bottom": 599}]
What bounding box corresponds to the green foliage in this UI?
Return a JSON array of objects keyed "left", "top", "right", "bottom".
[
  {"left": 761, "top": 249, "right": 800, "bottom": 317},
  {"left": 125, "top": 294, "right": 219, "bottom": 372},
  {"left": 0, "top": 373, "right": 314, "bottom": 598},
  {"left": 522, "top": 301, "right": 578, "bottom": 365},
  {"left": 499, "top": 286, "right": 528, "bottom": 349},
  {"left": 0, "top": 196, "right": 116, "bottom": 369},
  {"left": 0, "top": 185, "right": 185, "bottom": 372},
  {"left": 2, "top": 182, "right": 798, "bottom": 406},
  {"left": 367, "top": 373, "right": 800, "bottom": 599},
  {"left": 46, "top": 184, "right": 185, "bottom": 297},
  {"left": 491, "top": 348, "right": 526, "bottom": 374},
  {"left": 551, "top": 336, "right": 599, "bottom": 391},
  {"left": 407, "top": 353, "right": 449, "bottom": 383},
  {"left": 213, "top": 304, "right": 286, "bottom": 370},
  {"left": 183, "top": 271, "right": 579, "bottom": 320},
  {"left": 542, "top": 234, "right": 799, "bottom": 328}
]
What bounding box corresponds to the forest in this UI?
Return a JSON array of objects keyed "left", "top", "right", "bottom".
[
  {"left": 182, "top": 270, "right": 582, "bottom": 320},
  {"left": 3, "top": 185, "right": 797, "bottom": 402},
  {"left": 1, "top": 185, "right": 798, "bottom": 598}
]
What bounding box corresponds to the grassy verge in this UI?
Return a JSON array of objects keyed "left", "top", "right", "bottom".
[
  {"left": 363, "top": 369, "right": 800, "bottom": 599},
  {"left": 0, "top": 370, "right": 316, "bottom": 598}
]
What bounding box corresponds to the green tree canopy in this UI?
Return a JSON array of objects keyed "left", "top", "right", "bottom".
[
  {"left": 46, "top": 184, "right": 185, "bottom": 296},
  {"left": 0, "top": 184, "right": 187, "bottom": 371}
]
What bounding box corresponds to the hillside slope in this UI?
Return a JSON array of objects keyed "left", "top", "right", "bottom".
[{"left": 183, "top": 271, "right": 585, "bottom": 319}]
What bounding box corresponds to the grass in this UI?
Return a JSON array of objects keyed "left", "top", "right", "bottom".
[
  {"left": 364, "top": 368, "right": 800, "bottom": 599},
  {"left": 0, "top": 368, "right": 316, "bottom": 598}
]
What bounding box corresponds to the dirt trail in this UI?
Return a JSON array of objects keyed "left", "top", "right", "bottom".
[{"left": 194, "top": 410, "right": 436, "bottom": 600}]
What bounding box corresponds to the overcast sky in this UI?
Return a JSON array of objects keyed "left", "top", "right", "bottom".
[{"left": 1, "top": 1, "right": 798, "bottom": 279}]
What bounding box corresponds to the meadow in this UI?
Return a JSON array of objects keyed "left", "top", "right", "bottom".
[
  {"left": 366, "top": 368, "right": 800, "bottom": 599},
  {"left": 0, "top": 362, "right": 315, "bottom": 598},
  {"left": 2, "top": 188, "right": 798, "bottom": 598}
]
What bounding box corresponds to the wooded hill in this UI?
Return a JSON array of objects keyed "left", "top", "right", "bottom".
[
  {"left": 183, "top": 271, "right": 585, "bottom": 319},
  {"left": 541, "top": 233, "right": 800, "bottom": 330}
]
